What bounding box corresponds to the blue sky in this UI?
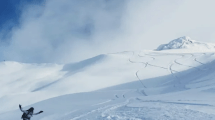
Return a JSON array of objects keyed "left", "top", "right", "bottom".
[
  {"left": 0, "top": 0, "right": 43, "bottom": 35},
  {"left": 0, "top": 0, "right": 215, "bottom": 63},
  {"left": 0, "top": 0, "right": 19, "bottom": 29}
]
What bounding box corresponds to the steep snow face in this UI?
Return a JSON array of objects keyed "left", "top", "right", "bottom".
[{"left": 157, "top": 36, "right": 215, "bottom": 51}]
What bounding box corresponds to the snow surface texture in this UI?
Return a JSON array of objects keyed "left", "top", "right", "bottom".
[
  {"left": 157, "top": 36, "right": 215, "bottom": 51},
  {"left": 1, "top": 39, "right": 215, "bottom": 119}
]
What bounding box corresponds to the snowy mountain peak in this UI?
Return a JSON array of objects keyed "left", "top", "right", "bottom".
[
  {"left": 157, "top": 36, "right": 215, "bottom": 51},
  {"left": 177, "top": 36, "right": 194, "bottom": 43}
]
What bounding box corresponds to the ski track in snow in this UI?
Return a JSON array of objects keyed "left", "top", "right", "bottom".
[
  {"left": 166, "top": 53, "right": 212, "bottom": 88},
  {"left": 173, "top": 54, "right": 207, "bottom": 71},
  {"left": 128, "top": 51, "right": 171, "bottom": 89},
  {"left": 70, "top": 52, "right": 215, "bottom": 120},
  {"left": 105, "top": 97, "right": 215, "bottom": 120},
  {"left": 70, "top": 98, "right": 215, "bottom": 120},
  {"left": 129, "top": 52, "right": 210, "bottom": 90},
  {"left": 69, "top": 100, "right": 130, "bottom": 120},
  {"left": 99, "top": 105, "right": 215, "bottom": 120},
  {"left": 128, "top": 52, "right": 149, "bottom": 93},
  {"left": 92, "top": 100, "right": 113, "bottom": 106},
  {"left": 3, "top": 51, "right": 215, "bottom": 120}
]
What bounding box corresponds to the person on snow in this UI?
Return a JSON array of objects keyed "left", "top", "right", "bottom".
[{"left": 19, "top": 104, "right": 43, "bottom": 120}]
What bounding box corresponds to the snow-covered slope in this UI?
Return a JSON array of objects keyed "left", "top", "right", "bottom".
[
  {"left": 157, "top": 36, "right": 215, "bottom": 51},
  {"left": 1, "top": 42, "right": 215, "bottom": 119}
]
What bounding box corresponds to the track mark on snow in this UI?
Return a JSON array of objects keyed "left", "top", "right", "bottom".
[
  {"left": 92, "top": 100, "right": 113, "bottom": 106},
  {"left": 136, "top": 71, "right": 147, "bottom": 88},
  {"left": 115, "top": 95, "right": 119, "bottom": 98},
  {"left": 136, "top": 99, "right": 213, "bottom": 107},
  {"left": 123, "top": 95, "right": 125, "bottom": 98},
  {"left": 174, "top": 54, "right": 207, "bottom": 71}
]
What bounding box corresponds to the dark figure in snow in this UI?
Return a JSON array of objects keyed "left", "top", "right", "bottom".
[{"left": 19, "top": 104, "right": 43, "bottom": 120}]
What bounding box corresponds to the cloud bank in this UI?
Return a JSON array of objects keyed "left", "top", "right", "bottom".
[{"left": 1, "top": 0, "right": 215, "bottom": 63}]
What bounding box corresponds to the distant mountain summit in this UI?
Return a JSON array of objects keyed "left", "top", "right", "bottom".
[{"left": 157, "top": 36, "right": 215, "bottom": 51}]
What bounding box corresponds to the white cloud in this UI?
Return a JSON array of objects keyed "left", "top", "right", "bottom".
[{"left": 1, "top": 0, "right": 215, "bottom": 63}]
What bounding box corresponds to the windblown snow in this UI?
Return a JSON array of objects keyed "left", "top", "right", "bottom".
[{"left": 1, "top": 37, "right": 215, "bottom": 120}]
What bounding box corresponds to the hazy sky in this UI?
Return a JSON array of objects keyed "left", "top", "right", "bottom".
[{"left": 0, "top": 0, "right": 215, "bottom": 63}]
